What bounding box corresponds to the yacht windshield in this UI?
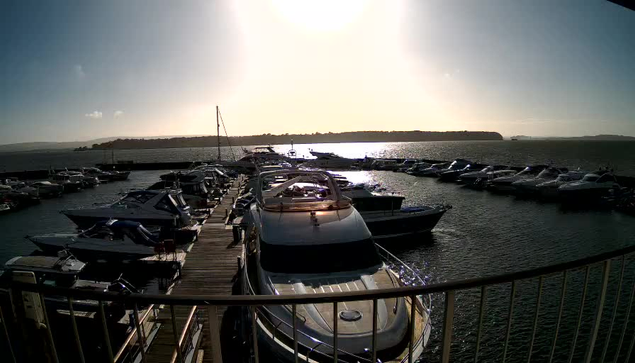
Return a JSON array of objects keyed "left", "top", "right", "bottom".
[
  {"left": 260, "top": 239, "right": 381, "bottom": 274},
  {"left": 582, "top": 175, "right": 599, "bottom": 182}
]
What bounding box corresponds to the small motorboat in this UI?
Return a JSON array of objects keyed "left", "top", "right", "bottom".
[
  {"left": 81, "top": 167, "right": 114, "bottom": 182},
  {"left": 1, "top": 252, "right": 136, "bottom": 320},
  {"left": 303, "top": 151, "right": 356, "bottom": 169},
  {"left": 50, "top": 172, "right": 83, "bottom": 192},
  {"left": 66, "top": 170, "right": 100, "bottom": 188},
  {"left": 535, "top": 171, "right": 587, "bottom": 198},
  {"left": 394, "top": 159, "right": 419, "bottom": 172},
  {"left": 511, "top": 167, "right": 567, "bottom": 195},
  {"left": 487, "top": 165, "right": 548, "bottom": 193},
  {"left": 343, "top": 184, "right": 449, "bottom": 239},
  {"left": 405, "top": 162, "right": 432, "bottom": 175},
  {"left": 242, "top": 169, "right": 431, "bottom": 362},
  {"left": 458, "top": 165, "right": 512, "bottom": 184},
  {"left": 410, "top": 162, "right": 449, "bottom": 177},
  {"left": 31, "top": 181, "right": 64, "bottom": 198},
  {"left": 438, "top": 164, "right": 474, "bottom": 182},
  {"left": 62, "top": 189, "right": 192, "bottom": 229},
  {"left": 558, "top": 172, "right": 621, "bottom": 202},
  {"left": 28, "top": 220, "right": 162, "bottom": 261}
]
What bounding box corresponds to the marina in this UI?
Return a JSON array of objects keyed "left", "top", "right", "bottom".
[{"left": 1, "top": 144, "right": 635, "bottom": 362}]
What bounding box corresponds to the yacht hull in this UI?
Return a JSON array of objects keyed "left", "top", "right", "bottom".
[
  {"left": 62, "top": 212, "right": 177, "bottom": 229},
  {"left": 361, "top": 208, "right": 447, "bottom": 240}
]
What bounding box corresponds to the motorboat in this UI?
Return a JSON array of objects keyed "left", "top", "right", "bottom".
[
  {"left": 436, "top": 159, "right": 472, "bottom": 175},
  {"left": 81, "top": 167, "right": 115, "bottom": 182},
  {"left": 1, "top": 252, "right": 136, "bottom": 320},
  {"left": 27, "top": 220, "right": 161, "bottom": 261},
  {"left": 50, "top": 171, "right": 83, "bottom": 192},
  {"left": 487, "top": 165, "right": 548, "bottom": 193},
  {"left": 438, "top": 164, "right": 475, "bottom": 182},
  {"left": 0, "top": 185, "right": 40, "bottom": 210},
  {"left": 66, "top": 170, "right": 100, "bottom": 188},
  {"left": 511, "top": 167, "right": 567, "bottom": 195},
  {"left": 241, "top": 169, "right": 431, "bottom": 362},
  {"left": 405, "top": 162, "right": 432, "bottom": 175},
  {"left": 458, "top": 165, "right": 512, "bottom": 184},
  {"left": 371, "top": 159, "right": 400, "bottom": 171},
  {"left": 534, "top": 171, "right": 587, "bottom": 198},
  {"left": 236, "top": 146, "right": 290, "bottom": 167},
  {"left": 394, "top": 159, "right": 419, "bottom": 172},
  {"left": 343, "top": 184, "right": 449, "bottom": 239},
  {"left": 62, "top": 189, "right": 192, "bottom": 229},
  {"left": 410, "top": 162, "right": 449, "bottom": 177},
  {"left": 303, "top": 151, "right": 356, "bottom": 169},
  {"left": 150, "top": 171, "right": 211, "bottom": 208},
  {"left": 30, "top": 181, "right": 64, "bottom": 198},
  {"left": 558, "top": 172, "right": 621, "bottom": 202}
]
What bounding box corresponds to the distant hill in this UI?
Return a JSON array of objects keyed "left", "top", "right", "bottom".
[{"left": 89, "top": 131, "right": 504, "bottom": 150}]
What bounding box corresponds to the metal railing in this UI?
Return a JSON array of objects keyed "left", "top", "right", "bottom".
[{"left": 2, "top": 243, "right": 635, "bottom": 363}]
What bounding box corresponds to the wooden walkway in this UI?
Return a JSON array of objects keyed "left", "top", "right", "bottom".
[{"left": 145, "top": 178, "right": 244, "bottom": 363}]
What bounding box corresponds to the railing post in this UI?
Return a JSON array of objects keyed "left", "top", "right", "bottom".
[
  {"left": 600, "top": 256, "right": 625, "bottom": 363},
  {"left": 372, "top": 298, "right": 378, "bottom": 363},
  {"left": 441, "top": 291, "right": 456, "bottom": 363},
  {"left": 207, "top": 306, "right": 223, "bottom": 363},
  {"left": 38, "top": 294, "right": 59, "bottom": 363},
  {"left": 333, "top": 302, "right": 338, "bottom": 363},
  {"left": 67, "top": 297, "right": 86, "bottom": 363},
  {"left": 527, "top": 276, "right": 544, "bottom": 363},
  {"left": 584, "top": 260, "right": 611, "bottom": 363},
  {"left": 409, "top": 295, "right": 417, "bottom": 363},
  {"left": 474, "top": 286, "right": 487, "bottom": 363},
  {"left": 615, "top": 279, "right": 635, "bottom": 362},
  {"left": 133, "top": 304, "right": 147, "bottom": 363},
  {"left": 170, "top": 305, "right": 183, "bottom": 363},
  {"left": 569, "top": 266, "right": 591, "bottom": 363},
  {"left": 502, "top": 281, "right": 517, "bottom": 363},
  {"left": 98, "top": 301, "right": 114, "bottom": 363},
  {"left": 251, "top": 306, "right": 259, "bottom": 363},
  {"left": 0, "top": 306, "right": 17, "bottom": 363},
  {"left": 549, "top": 270, "right": 568, "bottom": 363},
  {"left": 292, "top": 304, "right": 298, "bottom": 363}
]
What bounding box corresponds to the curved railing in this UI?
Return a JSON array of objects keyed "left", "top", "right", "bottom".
[{"left": 2, "top": 243, "right": 635, "bottom": 363}]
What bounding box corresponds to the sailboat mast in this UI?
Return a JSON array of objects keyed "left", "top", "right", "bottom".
[{"left": 216, "top": 105, "right": 221, "bottom": 161}]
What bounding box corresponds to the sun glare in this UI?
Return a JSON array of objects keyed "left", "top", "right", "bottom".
[{"left": 271, "top": 0, "right": 368, "bottom": 32}]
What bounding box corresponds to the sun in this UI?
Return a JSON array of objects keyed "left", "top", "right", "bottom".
[{"left": 271, "top": 0, "right": 368, "bottom": 33}]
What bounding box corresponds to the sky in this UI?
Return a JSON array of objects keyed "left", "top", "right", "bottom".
[{"left": 0, "top": 0, "right": 634, "bottom": 144}]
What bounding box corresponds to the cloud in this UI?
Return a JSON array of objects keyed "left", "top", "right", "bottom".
[
  {"left": 114, "top": 110, "right": 124, "bottom": 118},
  {"left": 73, "top": 64, "right": 85, "bottom": 79},
  {"left": 85, "top": 111, "right": 103, "bottom": 119}
]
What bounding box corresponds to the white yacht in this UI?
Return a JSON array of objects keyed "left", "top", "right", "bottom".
[
  {"left": 409, "top": 162, "right": 449, "bottom": 177},
  {"left": 558, "top": 172, "right": 621, "bottom": 201},
  {"left": 241, "top": 170, "right": 431, "bottom": 362},
  {"left": 511, "top": 167, "right": 566, "bottom": 194},
  {"left": 535, "top": 171, "right": 587, "bottom": 198},
  {"left": 62, "top": 189, "right": 192, "bottom": 229},
  {"left": 487, "top": 165, "right": 548, "bottom": 192},
  {"left": 458, "top": 165, "right": 513, "bottom": 184},
  {"left": 303, "top": 151, "right": 356, "bottom": 169}
]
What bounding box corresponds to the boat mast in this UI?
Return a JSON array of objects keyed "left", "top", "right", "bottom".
[{"left": 216, "top": 105, "right": 221, "bottom": 161}]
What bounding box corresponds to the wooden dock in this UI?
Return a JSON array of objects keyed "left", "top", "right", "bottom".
[{"left": 145, "top": 179, "right": 244, "bottom": 363}]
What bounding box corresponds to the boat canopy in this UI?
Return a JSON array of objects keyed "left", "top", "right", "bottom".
[{"left": 257, "top": 170, "right": 351, "bottom": 211}]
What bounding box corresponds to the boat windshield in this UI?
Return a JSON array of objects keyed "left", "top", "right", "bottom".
[
  {"left": 582, "top": 175, "right": 600, "bottom": 182},
  {"left": 260, "top": 238, "right": 382, "bottom": 274}
]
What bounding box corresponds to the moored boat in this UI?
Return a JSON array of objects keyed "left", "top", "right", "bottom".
[{"left": 241, "top": 169, "right": 431, "bottom": 362}]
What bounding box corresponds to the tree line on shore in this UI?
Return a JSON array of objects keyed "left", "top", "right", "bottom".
[{"left": 87, "top": 130, "right": 503, "bottom": 150}]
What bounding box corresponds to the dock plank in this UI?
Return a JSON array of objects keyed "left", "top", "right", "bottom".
[{"left": 145, "top": 178, "right": 244, "bottom": 363}]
